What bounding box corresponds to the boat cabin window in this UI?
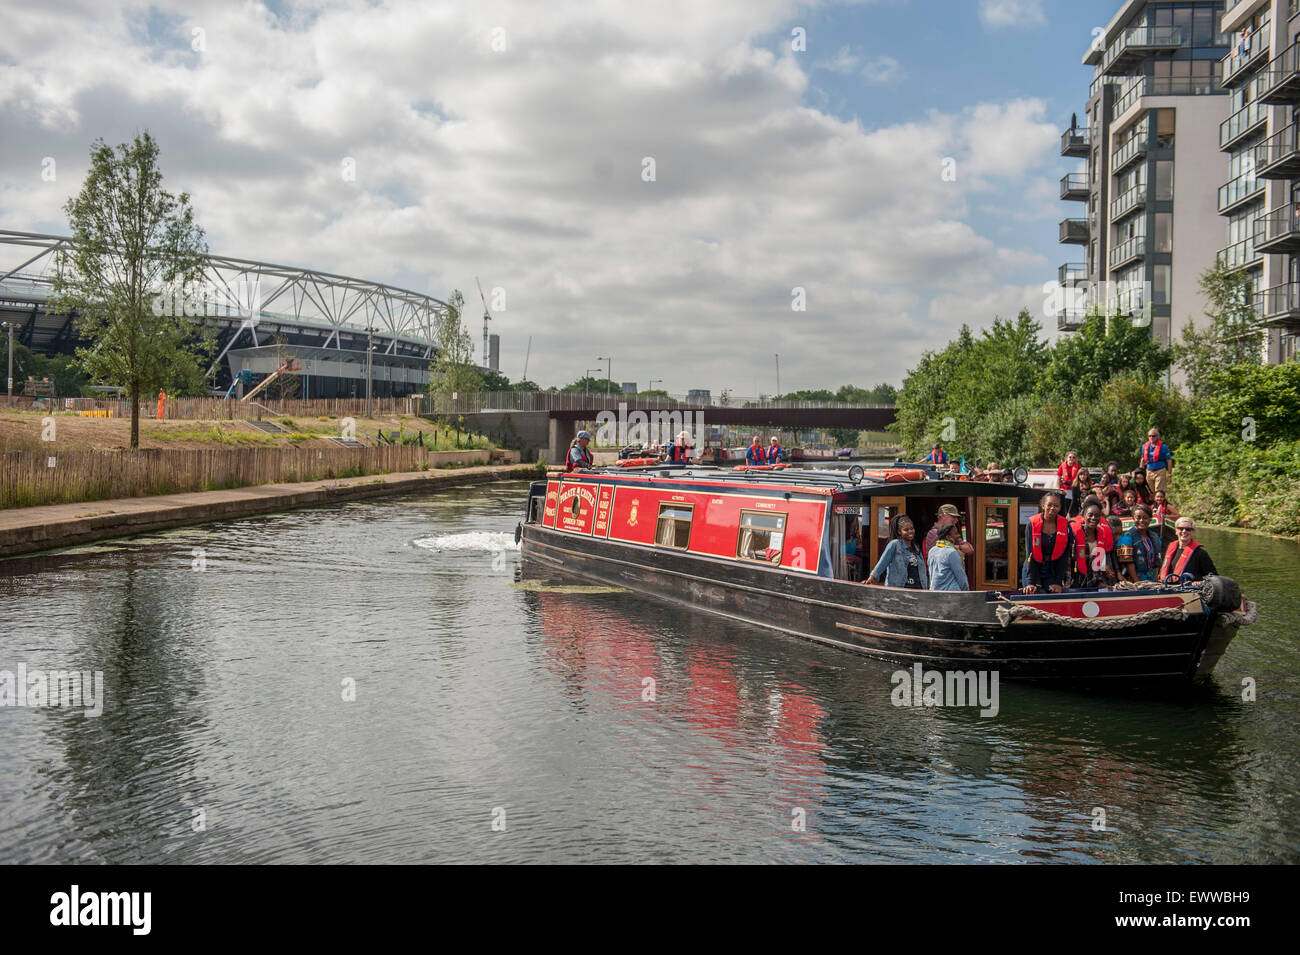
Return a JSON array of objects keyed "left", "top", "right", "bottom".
[
  {"left": 982, "top": 504, "right": 1010, "bottom": 585},
  {"left": 529, "top": 494, "right": 544, "bottom": 523},
  {"left": 737, "top": 510, "right": 786, "bottom": 564},
  {"left": 655, "top": 504, "right": 694, "bottom": 549}
]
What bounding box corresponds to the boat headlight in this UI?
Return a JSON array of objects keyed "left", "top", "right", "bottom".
[
  {"left": 847, "top": 465, "right": 864, "bottom": 485},
  {"left": 1014, "top": 466, "right": 1028, "bottom": 484}
]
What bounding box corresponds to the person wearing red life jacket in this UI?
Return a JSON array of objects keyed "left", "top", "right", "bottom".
[
  {"left": 745, "top": 437, "right": 765, "bottom": 466},
  {"left": 1057, "top": 450, "right": 1081, "bottom": 515},
  {"left": 1024, "top": 492, "right": 1074, "bottom": 594},
  {"left": 1139, "top": 427, "right": 1174, "bottom": 495},
  {"left": 1160, "top": 518, "right": 1218, "bottom": 582},
  {"left": 919, "top": 443, "right": 948, "bottom": 466},
  {"left": 767, "top": 435, "right": 784, "bottom": 463},
  {"left": 1070, "top": 502, "right": 1116, "bottom": 589},
  {"left": 565, "top": 430, "right": 594, "bottom": 472}
]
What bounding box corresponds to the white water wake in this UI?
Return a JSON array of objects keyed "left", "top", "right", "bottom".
[{"left": 413, "top": 531, "right": 521, "bottom": 553}]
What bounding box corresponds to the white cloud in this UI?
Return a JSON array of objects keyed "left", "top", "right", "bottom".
[
  {"left": 978, "top": 0, "right": 1047, "bottom": 30},
  {"left": 860, "top": 55, "right": 904, "bottom": 86},
  {"left": 817, "top": 45, "right": 861, "bottom": 74},
  {"left": 0, "top": 0, "right": 1063, "bottom": 393}
]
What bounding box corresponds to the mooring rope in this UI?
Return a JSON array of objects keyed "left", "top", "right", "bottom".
[{"left": 992, "top": 579, "right": 1235, "bottom": 631}]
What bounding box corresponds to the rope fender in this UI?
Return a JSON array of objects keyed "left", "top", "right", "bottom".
[{"left": 993, "top": 580, "right": 1218, "bottom": 630}]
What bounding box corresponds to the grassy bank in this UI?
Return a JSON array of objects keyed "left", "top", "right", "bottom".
[
  {"left": 1174, "top": 437, "right": 1300, "bottom": 538},
  {"left": 0, "top": 410, "right": 493, "bottom": 453}
]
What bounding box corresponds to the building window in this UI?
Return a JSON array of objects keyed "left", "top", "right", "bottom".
[
  {"left": 655, "top": 504, "right": 693, "bottom": 549},
  {"left": 1155, "top": 213, "right": 1173, "bottom": 253},
  {"left": 1156, "top": 109, "right": 1175, "bottom": 149},
  {"left": 1156, "top": 161, "right": 1174, "bottom": 201},
  {"left": 736, "top": 510, "right": 786, "bottom": 563},
  {"left": 1154, "top": 264, "right": 1171, "bottom": 306}
]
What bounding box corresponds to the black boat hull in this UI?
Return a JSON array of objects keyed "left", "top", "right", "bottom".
[{"left": 521, "top": 525, "right": 1242, "bottom": 683}]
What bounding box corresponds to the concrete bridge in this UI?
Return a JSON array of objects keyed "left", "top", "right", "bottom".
[{"left": 415, "top": 393, "right": 898, "bottom": 464}]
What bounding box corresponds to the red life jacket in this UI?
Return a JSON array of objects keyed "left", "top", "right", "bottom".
[
  {"left": 565, "top": 445, "right": 593, "bottom": 472},
  {"left": 1057, "top": 460, "right": 1080, "bottom": 490},
  {"left": 768, "top": 443, "right": 782, "bottom": 462},
  {"left": 1029, "top": 514, "right": 1069, "bottom": 563},
  {"left": 1069, "top": 517, "right": 1114, "bottom": 574},
  {"left": 1143, "top": 440, "right": 1164, "bottom": 466},
  {"left": 1160, "top": 540, "right": 1202, "bottom": 579}
]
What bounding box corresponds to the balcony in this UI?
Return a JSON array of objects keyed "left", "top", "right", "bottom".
[
  {"left": 1218, "top": 173, "right": 1265, "bottom": 213},
  {"left": 1222, "top": 21, "right": 1271, "bottom": 87},
  {"left": 1259, "top": 42, "right": 1300, "bottom": 104},
  {"left": 1061, "top": 127, "right": 1089, "bottom": 157},
  {"left": 1254, "top": 123, "right": 1300, "bottom": 177},
  {"left": 1218, "top": 235, "right": 1263, "bottom": 272},
  {"left": 1109, "top": 233, "right": 1147, "bottom": 269},
  {"left": 1059, "top": 218, "right": 1089, "bottom": 244},
  {"left": 1220, "top": 99, "right": 1268, "bottom": 149},
  {"left": 1058, "top": 262, "right": 1087, "bottom": 286},
  {"left": 1104, "top": 27, "right": 1183, "bottom": 76},
  {"left": 1055, "top": 304, "right": 1088, "bottom": 332},
  {"left": 1111, "top": 131, "right": 1148, "bottom": 172},
  {"left": 1110, "top": 183, "right": 1148, "bottom": 221},
  {"left": 1260, "top": 282, "right": 1300, "bottom": 323},
  {"left": 1112, "top": 75, "right": 1224, "bottom": 122},
  {"left": 1089, "top": 74, "right": 1116, "bottom": 100},
  {"left": 1060, "top": 172, "right": 1089, "bottom": 201},
  {"left": 1253, "top": 205, "right": 1300, "bottom": 252}
]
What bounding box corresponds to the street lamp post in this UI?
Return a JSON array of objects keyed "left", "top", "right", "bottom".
[
  {"left": 3, "top": 321, "right": 12, "bottom": 405},
  {"left": 596, "top": 356, "right": 612, "bottom": 397},
  {"left": 365, "top": 325, "right": 378, "bottom": 418}
]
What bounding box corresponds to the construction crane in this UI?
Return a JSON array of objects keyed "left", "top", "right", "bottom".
[
  {"left": 522, "top": 335, "right": 532, "bottom": 383},
  {"left": 476, "top": 277, "right": 492, "bottom": 368},
  {"left": 241, "top": 358, "right": 300, "bottom": 402}
]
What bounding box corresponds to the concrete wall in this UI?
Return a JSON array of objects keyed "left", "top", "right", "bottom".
[{"left": 457, "top": 411, "right": 552, "bottom": 462}]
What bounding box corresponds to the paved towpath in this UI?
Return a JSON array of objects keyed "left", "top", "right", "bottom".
[{"left": 0, "top": 463, "right": 542, "bottom": 558}]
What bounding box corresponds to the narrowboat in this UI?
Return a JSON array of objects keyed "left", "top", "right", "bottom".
[{"left": 516, "top": 466, "right": 1255, "bottom": 683}]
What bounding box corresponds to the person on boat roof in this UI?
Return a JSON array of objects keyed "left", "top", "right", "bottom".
[
  {"left": 767, "top": 435, "right": 783, "bottom": 463},
  {"left": 1057, "top": 450, "right": 1081, "bottom": 516},
  {"left": 1139, "top": 427, "right": 1173, "bottom": 496},
  {"left": 920, "top": 442, "right": 948, "bottom": 466},
  {"left": 927, "top": 522, "right": 969, "bottom": 591},
  {"left": 1160, "top": 518, "right": 1217, "bottom": 582},
  {"left": 566, "top": 430, "right": 594, "bottom": 472},
  {"left": 865, "top": 514, "right": 928, "bottom": 589},
  {"left": 923, "top": 504, "right": 973, "bottom": 559},
  {"left": 1116, "top": 503, "right": 1163, "bottom": 583},
  {"left": 1024, "top": 491, "right": 1075, "bottom": 595},
  {"left": 746, "top": 436, "right": 765, "bottom": 465},
  {"left": 662, "top": 430, "right": 693, "bottom": 463}
]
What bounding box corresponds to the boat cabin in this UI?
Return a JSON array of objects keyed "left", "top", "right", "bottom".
[{"left": 524, "top": 467, "right": 1047, "bottom": 592}]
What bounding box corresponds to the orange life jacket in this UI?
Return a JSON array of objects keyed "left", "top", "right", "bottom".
[
  {"left": 1030, "top": 514, "right": 1069, "bottom": 563},
  {"left": 1160, "top": 540, "right": 1202, "bottom": 579},
  {"left": 1143, "top": 440, "right": 1164, "bottom": 466}
]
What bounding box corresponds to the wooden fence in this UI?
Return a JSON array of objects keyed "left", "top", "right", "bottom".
[
  {"left": 10, "top": 396, "right": 423, "bottom": 420},
  {"left": 1, "top": 445, "right": 440, "bottom": 509}
]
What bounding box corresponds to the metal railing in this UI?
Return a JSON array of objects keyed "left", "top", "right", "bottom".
[
  {"left": 1260, "top": 281, "right": 1300, "bottom": 318},
  {"left": 1259, "top": 41, "right": 1300, "bottom": 103},
  {"left": 1222, "top": 20, "right": 1271, "bottom": 85},
  {"left": 1218, "top": 173, "right": 1265, "bottom": 212},
  {"left": 1111, "top": 127, "right": 1148, "bottom": 171},
  {"left": 1252, "top": 205, "right": 1300, "bottom": 247},
  {"left": 1112, "top": 75, "right": 1223, "bottom": 121},
  {"left": 1058, "top": 262, "right": 1087, "bottom": 285},
  {"left": 1061, "top": 127, "right": 1089, "bottom": 155},
  {"left": 1060, "top": 172, "right": 1089, "bottom": 199},
  {"left": 1254, "top": 121, "right": 1300, "bottom": 174},
  {"left": 1218, "top": 235, "right": 1263, "bottom": 271},
  {"left": 1220, "top": 99, "right": 1268, "bottom": 148},
  {"left": 1104, "top": 26, "right": 1183, "bottom": 75},
  {"left": 1059, "top": 218, "right": 1089, "bottom": 243},
  {"left": 1110, "top": 182, "right": 1148, "bottom": 221},
  {"left": 1109, "top": 233, "right": 1147, "bottom": 269},
  {"left": 411, "top": 391, "right": 899, "bottom": 414}
]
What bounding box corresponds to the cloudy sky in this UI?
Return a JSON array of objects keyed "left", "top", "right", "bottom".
[{"left": 0, "top": 0, "right": 1116, "bottom": 394}]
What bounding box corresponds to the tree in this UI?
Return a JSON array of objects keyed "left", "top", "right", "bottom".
[
  {"left": 561, "top": 376, "right": 619, "bottom": 393},
  {"left": 512, "top": 379, "right": 541, "bottom": 391},
  {"left": 1190, "top": 362, "right": 1300, "bottom": 445},
  {"left": 1043, "top": 313, "right": 1170, "bottom": 403},
  {"left": 479, "top": 369, "right": 511, "bottom": 391},
  {"left": 427, "top": 290, "right": 483, "bottom": 400},
  {"left": 1174, "top": 261, "right": 1266, "bottom": 400},
  {"left": 52, "top": 132, "right": 211, "bottom": 447}
]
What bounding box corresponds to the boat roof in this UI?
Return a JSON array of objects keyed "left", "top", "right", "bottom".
[{"left": 554, "top": 465, "right": 1045, "bottom": 502}]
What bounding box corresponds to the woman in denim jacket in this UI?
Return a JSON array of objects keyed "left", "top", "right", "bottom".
[{"left": 865, "top": 514, "right": 928, "bottom": 589}]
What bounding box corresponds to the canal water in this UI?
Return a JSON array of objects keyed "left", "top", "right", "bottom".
[{"left": 0, "top": 481, "right": 1296, "bottom": 863}]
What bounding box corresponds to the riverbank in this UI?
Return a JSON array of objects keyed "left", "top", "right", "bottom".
[{"left": 0, "top": 462, "right": 543, "bottom": 558}]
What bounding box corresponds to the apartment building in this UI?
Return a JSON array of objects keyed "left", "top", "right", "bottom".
[
  {"left": 1220, "top": 0, "right": 1300, "bottom": 363},
  {"left": 1057, "top": 1, "right": 1230, "bottom": 350}
]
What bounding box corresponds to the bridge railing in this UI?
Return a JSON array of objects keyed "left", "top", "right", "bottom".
[{"left": 415, "top": 391, "right": 897, "bottom": 415}]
